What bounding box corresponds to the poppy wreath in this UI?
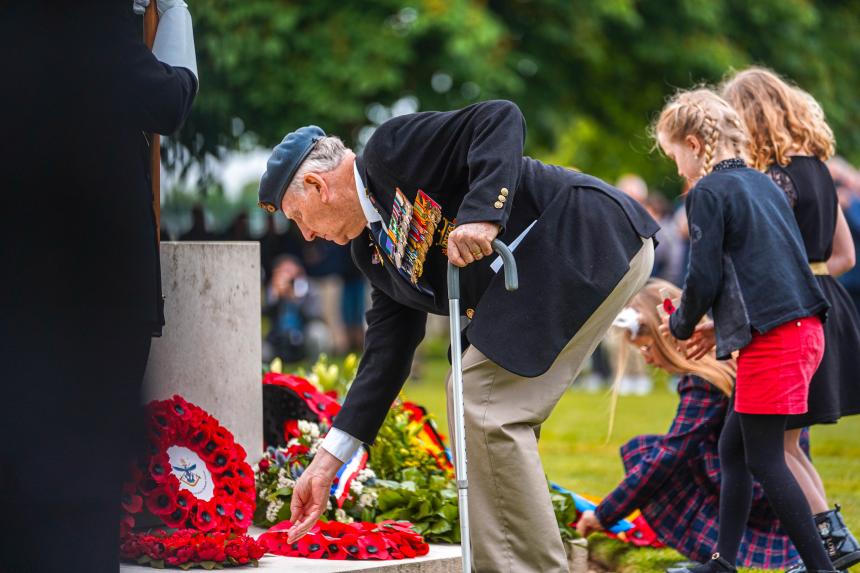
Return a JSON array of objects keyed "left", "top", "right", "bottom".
[
  {"left": 120, "top": 529, "right": 265, "bottom": 569},
  {"left": 122, "top": 395, "right": 256, "bottom": 538},
  {"left": 258, "top": 520, "right": 430, "bottom": 561}
]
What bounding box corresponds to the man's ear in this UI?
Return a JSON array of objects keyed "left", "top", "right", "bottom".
[{"left": 303, "top": 173, "right": 327, "bottom": 199}]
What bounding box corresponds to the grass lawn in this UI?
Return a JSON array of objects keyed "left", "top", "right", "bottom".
[{"left": 396, "top": 336, "right": 860, "bottom": 573}]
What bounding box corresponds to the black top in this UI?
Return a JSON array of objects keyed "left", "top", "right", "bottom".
[
  {"left": 670, "top": 160, "right": 829, "bottom": 358},
  {"left": 767, "top": 156, "right": 839, "bottom": 262},
  {"left": 0, "top": 3, "right": 197, "bottom": 332},
  {"left": 334, "top": 100, "right": 660, "bottom": 444}
]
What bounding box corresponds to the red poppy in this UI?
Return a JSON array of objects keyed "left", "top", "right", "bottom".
[
  {"left": 663, "top": 298, "right": 676, "bottom": 314},
  {"left": 169, "top": 395, "right": 194, "bottom": 421},
  {"left": 357, "top": 532, "right": 390, "bottom": 560},
  {"left": 148, "top": 452, "right": 171, "bottom": 484},
  {"left": 146, "top": 485, "right": 177, "bottom": 517},
  {"left": 161, "top": 501, "right": 190, "bottom": 529},
  {"left": 192, "top": 502, "right": 220, "bottom": 532},
  {"left": 121, "top": 490, "right": 143, "bottom": 514},
  {"left": 296, "top": 533, "right": 328, "bottom": 559},
  {"left": 284, "top": 419, "right": 300, "bottom": 439},
  {"left": 196, "top": 537, "right": 227, "bottom": 562},
  {"left": 119, "top": 514, "right": 135, "bottom": 539},
  {"left": 232, "top": 501, "right": 253, "bottom": 531},
  {"left": 258, "top": 458, "right": 270, "bottom": 472}
]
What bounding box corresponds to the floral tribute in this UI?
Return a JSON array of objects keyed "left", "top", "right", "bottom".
[
  {"left": 121, "top": 395, "right": 261, "bottom": 569},
  {"left": 120, "top": 529, "right": 265, "bottom": 569},
  {"left": 258, "top": 520, "right": 429, "bottom": 561}
]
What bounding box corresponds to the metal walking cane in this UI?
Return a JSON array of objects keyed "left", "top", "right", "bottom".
[{"left": 447, "top": 239, "right": 518, "bottom": 573}]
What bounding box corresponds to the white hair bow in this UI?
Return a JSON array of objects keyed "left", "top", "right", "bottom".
[{"left": 612, "top": 307, "right": 641, "bottom": 337}]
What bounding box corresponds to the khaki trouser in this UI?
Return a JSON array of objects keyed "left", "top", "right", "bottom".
[{"left": 446, "top": 238, "right": 654, "bottom": 572}]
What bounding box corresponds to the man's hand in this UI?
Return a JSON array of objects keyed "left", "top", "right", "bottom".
[
  {"left": 447, "top": 222, "right": 500, "bottom": 268},
  {"left": 287, "top": 448, "right": 343, "bottom": 543},
  {"left": 685, "top": 321, "right": 716, "bottom": 360},
  {"left": 576, "top": 510, "right": 604, "bottom": 538}
]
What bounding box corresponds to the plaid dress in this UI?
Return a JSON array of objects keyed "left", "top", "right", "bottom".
[{"left": 594, "top": 375, "right": 802, "bottom": 569}]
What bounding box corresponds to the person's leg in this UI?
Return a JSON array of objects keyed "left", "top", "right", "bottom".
[
  {"left": 446, "top": 239, "right": 654, "bottom": 572},
  {"left": 692, "top": 409, "right": 753, "bottom": 572},
  {"left": 740, "top": 414, "right": 834, "bottom": 571},
  {"left": 785, "top": 428, "right": 829, "bottom": 514}
]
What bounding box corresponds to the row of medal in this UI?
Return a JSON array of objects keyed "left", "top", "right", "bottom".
[{"left": 380, "top": 188, "right": 443, "bottom": 286}]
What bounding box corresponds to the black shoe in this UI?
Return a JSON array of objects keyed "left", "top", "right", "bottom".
[
  {"left": 666, "top": 553, "right": 736, "bottom": 573},
  {"left": 818, "top": 505, "right": 860, "bottom": 570}
]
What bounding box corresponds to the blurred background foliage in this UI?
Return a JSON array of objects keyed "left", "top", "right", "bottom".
[{"left": 168, "top": 0, "right": 860, "bottom": 197}]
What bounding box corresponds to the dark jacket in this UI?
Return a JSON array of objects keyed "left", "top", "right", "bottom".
[
  {"left": 669, "top": 164, "right": 829, "bottom": 357},
  {"left": 334, "top": 100, "right": 659, "bottom": 444},
  {"left": 0, "top": 2, "right": 196, "bottom": 332}
]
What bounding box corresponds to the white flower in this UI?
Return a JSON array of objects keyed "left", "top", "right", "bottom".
[
  {"left": 350, "top": 480, "right": 364, "bottom": 495},
  {"left": 309, "top": 423, "right": 320, "bottom": 439},
  {"left": 298, "top": 420, "right": 312, "bottom": 434},
  {"left": 359, "top": 493, "right": 373, "bottom": 508},
  {"left": 357, "top": 468, "right": 376, "bottom": 482},
  {"left": 266, "top": 499, "right": 284, "bottom": 523},
  {"left": 326, "top": 499, "right": 333, "bottom": 511},
  {"left": 335, "top": 508, "right": 353, "bottom": 523}
]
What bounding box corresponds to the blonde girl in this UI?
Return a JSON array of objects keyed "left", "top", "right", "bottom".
[{"left": 655, "top": 88, "right": 832, "bottom": 573}]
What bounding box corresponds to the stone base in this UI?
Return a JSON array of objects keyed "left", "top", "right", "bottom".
[
  {"left": 566, "top": 538, "right": 589, "bottom": 573},
  {"left": 142, "top": 242, "right": 263, "bottom": 461},
  {"left": 120, "top": 544, "right": 462, "bottom": 572},
  {"left": 119, "top": 536, "right": 587, "bottom": 572}
]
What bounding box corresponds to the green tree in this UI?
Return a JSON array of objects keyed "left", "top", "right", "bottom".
[{"left": 171, "top": 0, "right": 860, "bottom": 196}]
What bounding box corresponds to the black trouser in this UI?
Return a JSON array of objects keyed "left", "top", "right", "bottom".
[{"left": 0, "top": 315, "right": 152, "bottom": 573}]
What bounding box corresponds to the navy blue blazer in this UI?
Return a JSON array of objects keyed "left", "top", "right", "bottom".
[{"left": 335, "top": 100, "right": 659, "bottom": 444}]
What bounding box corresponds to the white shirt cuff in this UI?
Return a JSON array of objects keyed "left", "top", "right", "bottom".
[{"left": 321, "top": 427, "right": 362, "bottom": 464}]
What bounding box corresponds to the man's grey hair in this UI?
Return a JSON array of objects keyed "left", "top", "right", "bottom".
[{"left": 286, "top": 136, "right": 348, "bottom": 196}]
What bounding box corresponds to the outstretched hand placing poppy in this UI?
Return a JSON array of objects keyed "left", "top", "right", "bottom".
[{"left": 287, "top": 448, "right": 343, "bottom": 543}]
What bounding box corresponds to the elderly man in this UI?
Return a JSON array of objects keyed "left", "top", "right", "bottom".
[{"left": 258, "top": 100, "right": 658, "bottom": 572}]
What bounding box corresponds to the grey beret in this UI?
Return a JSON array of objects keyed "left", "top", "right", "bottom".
[{"left": 258, "top": 125, "right": 326, "bottom": 213}]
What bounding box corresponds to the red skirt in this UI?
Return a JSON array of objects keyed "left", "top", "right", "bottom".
[{"left": 735, "top": 316, "right": 825, "bottom": 415}]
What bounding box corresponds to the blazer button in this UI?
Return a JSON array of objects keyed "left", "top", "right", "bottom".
[
  {"left": 497, "top": 195, "right": 507, "bottom": 203},
  {"left": 494, "top": 201, "right": 503, "bottom": 209},
  {"left": 466, "top": 308, "right": 475, "bottom": 319},
  {"left": 500, "top": 187, "right": 509, "bottom": 197}
]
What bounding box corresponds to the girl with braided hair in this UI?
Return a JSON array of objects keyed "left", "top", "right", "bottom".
[
  {"left": 722, "top": 67, "right": 860, "bottom": 573},
  {"left": 654, "top": 88, "right": 835, "bottom": 573}
]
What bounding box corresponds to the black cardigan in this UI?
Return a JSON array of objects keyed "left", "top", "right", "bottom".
[{"left": 669, "top": 164, "right": 829, "bottom": 358}]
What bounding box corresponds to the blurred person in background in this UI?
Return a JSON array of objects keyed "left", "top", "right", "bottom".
[
  {"left": 830, "top": 157, "right": 860, "bottom": 317},
  {"left": 0, "top": 1, "right": 197, "bottom": 571},
  {"left": 263, "top": 255, "right": 330, "bottom": 363},
  {"left": 179, "top": 203, "right": 215, "bottom": 241}
]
